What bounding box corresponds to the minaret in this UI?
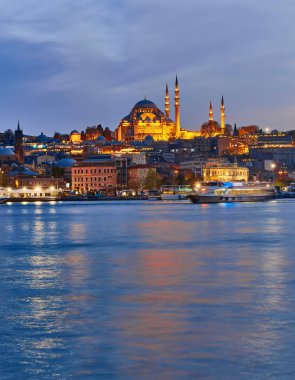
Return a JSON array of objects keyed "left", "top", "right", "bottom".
[
  {"left": 220, "top": 95, "right": 225, "bottom": 133},
  {"left": 209, "top": 100, "right": 213, "bottom": 122},
  {"left": 174, "top": 76, "right": 180, "bottom": 137},
  {"left": 165, "top": 84, "right": 170, "bottom": 119}
]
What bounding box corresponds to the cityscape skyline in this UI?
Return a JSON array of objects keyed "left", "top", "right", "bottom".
[{"left": 1, "top": 1, "right": 295, "bottom": 135}]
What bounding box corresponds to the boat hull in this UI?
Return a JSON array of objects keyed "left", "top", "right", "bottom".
[
  {"left": 189, "top": 194, "right": 275, "bottom": 204},
  {"left": 160, "top": 194, "right": 189, "bottom": 200}
]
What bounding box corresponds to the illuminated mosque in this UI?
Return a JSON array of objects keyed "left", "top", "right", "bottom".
[
  {"left": 115, "top": 76, "right": 227, "bottom": 141},
  {"left": 116, "top": 77, "right": 202, "bottom": 141}
]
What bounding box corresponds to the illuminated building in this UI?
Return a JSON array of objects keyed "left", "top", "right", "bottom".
[
  {"left": 71, "top": 158, "right": 117, "bottom": 193},
  {"left": 69, "top": 130, "right": 81, "bottom": 143},
  {"left": 5, "top": 174, "right": 65, "bottom": 190},
  {"left": 203, "top": 161, "right": 249, "bottom": 182},
  {"left": 116, "top": 77, "right": 200, "bottom": 142}
]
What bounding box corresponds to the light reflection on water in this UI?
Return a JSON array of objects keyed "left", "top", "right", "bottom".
[{"left": 0, "top": 200, "right": 295, "bottom": 379}]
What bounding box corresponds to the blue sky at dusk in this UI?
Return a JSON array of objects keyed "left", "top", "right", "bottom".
[{"left": 0, "top": 0, "right": 295, "bottom": 135}]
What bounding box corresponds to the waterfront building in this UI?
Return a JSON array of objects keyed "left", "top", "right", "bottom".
[
  {"left": 115, "top": 157, "right": 129, "bottom": 189},
  {"left": 5, "top": 172, "right": 65, "bottom": 190},
  {"left": 71, "top": 158, "right": 117, "bottom": 193},
  {"left": 203, "top": 161, "right": 249, "bottom": 182}
]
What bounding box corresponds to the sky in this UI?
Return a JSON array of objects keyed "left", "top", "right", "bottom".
[{"left": 0, "top": 0, "right": 295, "bottom": 135}]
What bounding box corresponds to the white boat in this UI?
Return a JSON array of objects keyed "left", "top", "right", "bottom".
[
  {"left": 160, "top": 185, "right": 193, "bottom": 200},
  {"left": 189, "top": 182, "right": 276, "bottom": 204}
]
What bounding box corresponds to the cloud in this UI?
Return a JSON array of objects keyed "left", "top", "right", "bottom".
[{"left": 0, "top": 0, "right": 295, "bottom": 133}]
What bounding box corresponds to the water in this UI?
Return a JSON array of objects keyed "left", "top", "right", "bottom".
[{"left": 1, "top": 200, "right": 295, "bottom": 379}]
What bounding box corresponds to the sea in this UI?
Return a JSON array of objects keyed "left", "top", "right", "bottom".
[{"left": 0, "top": 199, "right": 295, "bottom": 379}]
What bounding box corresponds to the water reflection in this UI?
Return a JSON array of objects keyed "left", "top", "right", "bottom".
[{"left": 1, "top": 201, "right": 295, "bottom": 379}]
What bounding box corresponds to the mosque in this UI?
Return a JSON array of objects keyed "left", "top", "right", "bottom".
[{"left": 115, "top": 77, "right": 227, "bottom": 142}]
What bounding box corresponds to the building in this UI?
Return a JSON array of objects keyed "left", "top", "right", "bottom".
[
  {"left": 14, "top": 121, "right": 24, "bottom": 163},
  {"left": 71, "top": 158, "right": 117, "bottom": 193},
  {"left": 203, "top": 161, "right": 249, "bottom": 182},
  {"left": 69, "top": 130, "right": 81, "bottom": 143},
  {"left": 5, "top": 172, "right": 65, "bottom": 190},
  {"left": 115, "top": 157, "right": 129, "bottom": 189},
  {"left": 249, "top": 133, "right": 295, "bottom": 169},
  {"left": 180, "top": 157, "right": 207, "bottom": 178},
  {"left": 116, "top": 77, "right": 200, "bottom": 142},
  {"left": 0, "top": 147, "right": 17, "bottom": 165}
]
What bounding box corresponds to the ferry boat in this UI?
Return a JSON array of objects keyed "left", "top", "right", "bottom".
[
  {"left": 0, "top": 186, "right": 60, "bottom": 203},
  {"left": 189, "top": 182, "right": 276, "bottom": 204},
  {"left": 160, "top": 185, "right": 193, "bottom": 200}
]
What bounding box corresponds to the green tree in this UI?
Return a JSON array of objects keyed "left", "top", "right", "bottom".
[
  {"left": 51, "top": 167, "right": 65, "bottom": 178},
  {"left": 142, "top": 169, "right": 162, "bottom": 190}
]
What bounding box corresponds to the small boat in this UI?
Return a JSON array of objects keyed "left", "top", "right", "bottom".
[
  {"left": 160, "top": 185, "right": 193, "bottom": 200},
  {"left": 0, "top": 196, "right": 8, "bottom": 204},
  {"left": 189, "top": 182, "right": 276, "bottom": 204}
]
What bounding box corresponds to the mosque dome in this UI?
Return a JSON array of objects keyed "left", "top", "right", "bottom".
[
  {"left": 69, "top": 130, "right": 81, "bottom": 143},
  {"left": 144, "top": 135, "right": 154, "bottom": 145},
  {"left": 0, "top": 147, "right": 15, "bottom": 157},
  {"left": 132, "top": 99, "right": 158, "bottom": 110}
]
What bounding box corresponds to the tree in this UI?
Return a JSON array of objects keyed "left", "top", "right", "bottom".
[
  {"left": 128, "top": 178, "right": 142, "bottom": 194},
  {"left": 51, "top": 167, "right": 65, "bottom": 178},
  {"left": 142, "top": 169, "right": 162, "bottom": 190},
  {"left": 3, "top": 129, "right": 14, "bottom": 145},
  {"left": 239, "top": 125, "right": 259, "bottom": 137},
  {"left": 200, "top": 121, "right": 220, "bottom": 137}
]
